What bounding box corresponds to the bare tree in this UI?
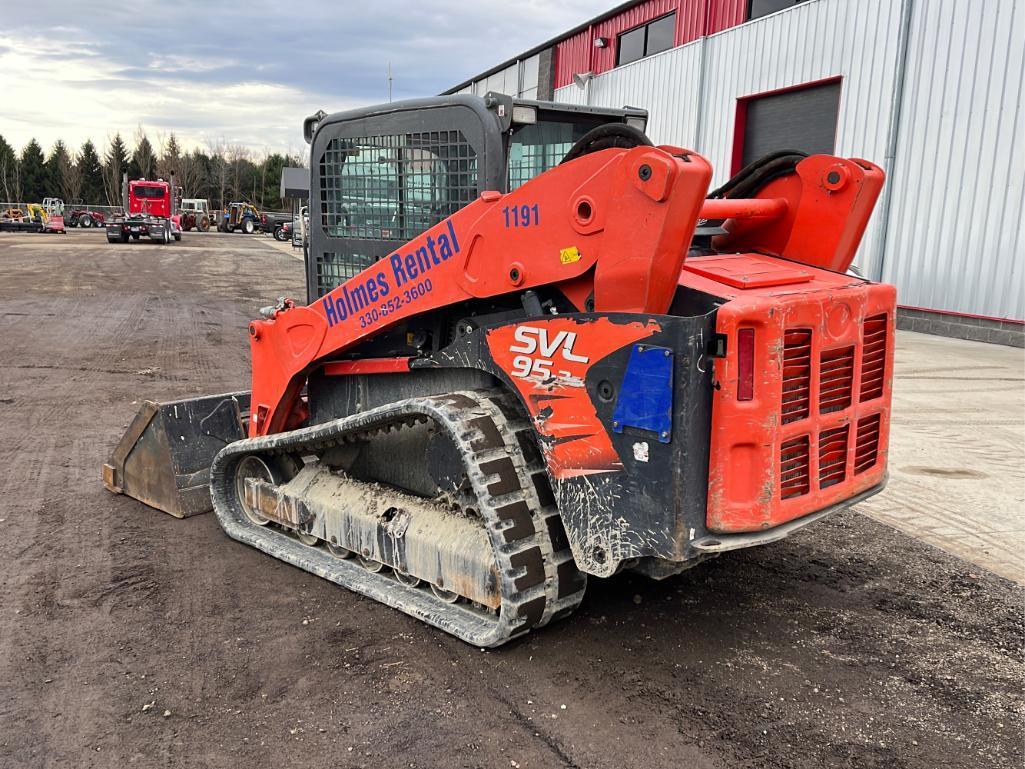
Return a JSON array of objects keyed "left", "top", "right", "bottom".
[
  {"left": 286, "top": 143, "right": 309, "bottom": 169},
  {"left": 102, "top": 133, "right": 129, "bottom": 207},
  {"left": 226, "top": 144, "right": 249, "bottom": 201},
  {"left": 0, "top": 152, "right": 14, "bottom": 203},
  {"left": 254, "top": 150, "right": 269, "bottom": 209},
  {"left": 176, "top": 149, "right": 204, "bottom": 200},
  {"left": 60, "top": 149, "right": 83, "bottom": 203},
  {"left": 207, "top": 140, "right": 230, "bottom": 208},
  {"left": 10, "top": 159, "right": 22, "bottom": 203}
]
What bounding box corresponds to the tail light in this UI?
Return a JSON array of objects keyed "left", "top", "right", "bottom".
[{"left": 737, "top": 328, "right": 755, "bottom": 401}]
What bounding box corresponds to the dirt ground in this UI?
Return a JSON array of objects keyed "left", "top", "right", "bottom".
[{"left": 0, "top": 230, "right": 1021, "bottom": 769}]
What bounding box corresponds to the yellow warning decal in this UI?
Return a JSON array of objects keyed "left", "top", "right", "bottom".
[{"left": 559, "top": 246, "right": 582, "bottom": 265}]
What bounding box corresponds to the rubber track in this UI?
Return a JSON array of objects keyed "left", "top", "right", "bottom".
[{"left": 209, "top": 390, "right": 586, "bottom": 647}]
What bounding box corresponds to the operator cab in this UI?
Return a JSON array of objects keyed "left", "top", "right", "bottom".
[{"left": 303, "top": 93, "right": 647, "bottom": 303}]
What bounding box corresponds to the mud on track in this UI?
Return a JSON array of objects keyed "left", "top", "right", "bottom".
[{"left": 0, "top": 230, "right": 1021, "bottom": 769}]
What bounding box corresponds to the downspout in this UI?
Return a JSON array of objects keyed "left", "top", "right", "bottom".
[
  {"left": 869, "top": 0, "right": 915, "bottom": 281},
  {"left": 585, "top": 23, "right": 595, "bottom": 106},
  {"left": 693, "top": 0, "right": 712, "bottom": 153}
]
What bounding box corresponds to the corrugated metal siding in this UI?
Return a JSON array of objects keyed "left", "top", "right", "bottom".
[
  {"left": 590, "top": 0, "right": 684, "bottom": 68},
  {"left": 881, "top": 0, "right": 1024, "bottom": 319},
  {"left": 697, "top": 0, "right": 902, "bottom": 189},
  {"left": 676, "top": 0, "right": 709, "bottom": 40},
  {"left": 707, "top": 0, "right": 746, "bottom": 33},
  {"left": 554, "top": 0, "right": 729, "bottom": 88},
  {"left": 556, "top": 42, "right": 703, "bottom": 145},
  {"left": 555, "top": 29, "right": 594, "bottom": 90},
  {"left": 554, "top": 0, "right": 1022, "bottom": 318},
  {"left": 560, "top": 0, "right": 904, "bottom": 277}
]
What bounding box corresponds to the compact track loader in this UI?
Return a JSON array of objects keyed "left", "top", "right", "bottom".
[{"left": 104, "top": 93, "right": 894, "bottom": 646}]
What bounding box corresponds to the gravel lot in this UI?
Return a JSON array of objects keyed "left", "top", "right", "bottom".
[{"left": 0, "top": 230, "right": 1021, "bottom": 769}]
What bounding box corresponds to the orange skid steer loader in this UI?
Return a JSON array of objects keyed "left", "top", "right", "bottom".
[{"left": 104, "top": 93, "right": 893, "bottom": 646}]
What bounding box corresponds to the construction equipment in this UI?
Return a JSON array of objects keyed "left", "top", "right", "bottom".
[
  {"left": 39, "top": 198, "right": 66, "bottom": 233},
  {"left": 105, "top": 174, "right": 182, "bottom": 244},
  {"left": 218, "top": 202, "right": 261, "bottom": 234},
  {"left": 25, "top": 203, "right": 47, "bottom": 222},
  {"left": 0, "top": 208, "right": 39, "bottom": 232},
  {"left": 0, "top": 203, "right": 65, "bottom": 233},
  {"left": 41, "top": 197, "right": 64, "bottom": 217},
  {"left": 104, "top": 93, "right": 894, "bottom": 647}
]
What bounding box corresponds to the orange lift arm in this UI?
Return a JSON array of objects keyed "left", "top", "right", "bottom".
[{"left": 246, "top": 148, "right": 883, "bottom": 438}]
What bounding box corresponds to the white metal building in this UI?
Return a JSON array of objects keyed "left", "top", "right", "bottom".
[{"left": 449, "top": 0, "right": 1024, "bottom": 344}]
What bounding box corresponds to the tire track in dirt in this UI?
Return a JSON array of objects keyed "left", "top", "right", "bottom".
[{"left": 1, "top": 232, "right": 1021, "bottom": 769}]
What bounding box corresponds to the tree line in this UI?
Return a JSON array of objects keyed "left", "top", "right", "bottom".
[{"left": 0, "top": 128, "right": 306, "bottom": 211}]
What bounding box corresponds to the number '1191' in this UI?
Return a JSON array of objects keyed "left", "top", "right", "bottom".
[{"left": 503, "top": 204, "right": 540, "bottom": 228}]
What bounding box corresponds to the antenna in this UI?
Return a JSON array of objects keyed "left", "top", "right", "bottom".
[{"left": 388, "top": 62, "right": 393, "bottom": 103}]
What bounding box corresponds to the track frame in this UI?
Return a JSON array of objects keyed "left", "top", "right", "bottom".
[{"left": 210, "top": 390, "right": 585, "bottom": 647}]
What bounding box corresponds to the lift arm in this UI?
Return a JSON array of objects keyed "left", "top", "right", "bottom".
[
  {"left": 247, "top": 145, "right": 712, "bottom": 436},
  {"left": 246, "top": 147, "right": 883, "bottom": 438}
]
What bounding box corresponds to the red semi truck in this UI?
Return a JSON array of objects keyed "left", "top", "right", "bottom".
[{"left": 105, "top": 174, "right": 182, "bottom": 244}]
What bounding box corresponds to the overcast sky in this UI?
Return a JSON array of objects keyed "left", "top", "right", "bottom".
[{"left": 2, "top": 0, "right": 609, "bottom": 158}]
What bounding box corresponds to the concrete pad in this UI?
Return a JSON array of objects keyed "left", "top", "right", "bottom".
[
  {"left": 857, "top": 330, "right": 1025, "bottom": 583},
  {"left": 258, "top": 234, "right": 304, "bottom": 260}
]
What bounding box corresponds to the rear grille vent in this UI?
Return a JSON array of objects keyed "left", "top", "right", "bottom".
[
  {"left": 781, "top": 329, "right": 812, "bottom": 424},
  {"left": 818, "top": 425, "right": 849, "bottom": 488},
  {"left": 780, "top": 436, "right": 811, "bottom": 499},
  {"left": 854, "top": 414, "right": 882, "bottom": 475},
  {"left": 860, "top": 314, "right": 888, "bottom": 402},
  {"left": 819, "top": 346, "right": 855, "bottom": 414}
]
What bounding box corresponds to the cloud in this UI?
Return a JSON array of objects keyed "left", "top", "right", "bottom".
[{"left": 1, "top": 0, "right": 610, "bottom": 157}]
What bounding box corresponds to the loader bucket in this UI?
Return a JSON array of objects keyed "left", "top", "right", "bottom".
[{"left": 103, "top": 392, "right": 250, "bottom": 518}]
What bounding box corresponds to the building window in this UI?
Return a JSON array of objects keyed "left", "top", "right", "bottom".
[
  {"left": 734, "top": 79, "right": 841, "bottom": 172},
  {"left": 615, "top": 13, "right": 676, "bottom": 66},
  {"left": 747, "top": 0, "right": 809, "bottom": 22}
]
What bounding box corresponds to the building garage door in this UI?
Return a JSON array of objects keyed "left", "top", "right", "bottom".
[{"left": 738, "top": 80, "right": 841, "bottom": 169}]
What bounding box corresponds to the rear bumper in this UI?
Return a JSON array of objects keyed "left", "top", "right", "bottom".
[{"left": 692, "top": 478, "right": 885, "bottom": 553}]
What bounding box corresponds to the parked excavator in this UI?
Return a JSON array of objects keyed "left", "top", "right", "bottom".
[{"left": 104, "top": 93, "right": 894, "bottom": 646}]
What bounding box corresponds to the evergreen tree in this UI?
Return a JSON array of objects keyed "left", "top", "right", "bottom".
[
  {"left": 78, "top": 140, "right": 104, "bottom": 204},
  {"left": 45, "top": 140, "right": 70, "bottom": 198},
  {"left": 19, "top": 139, "right": 47, "bottom": 202},
  {"left": 158, "top": 132, "right": 182, "bottom": 180},
  {"left": 0, "top": 134, "right": 16, "bottom": 202},
  {"left": 103, "top": 133, "right": 129, "bottom": 206},
  {"left": 259, "top": 153, "right": 286, "bottom": 210},
  {"left": 130, "top": 129, "right": 156, "bottom": 180}
]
